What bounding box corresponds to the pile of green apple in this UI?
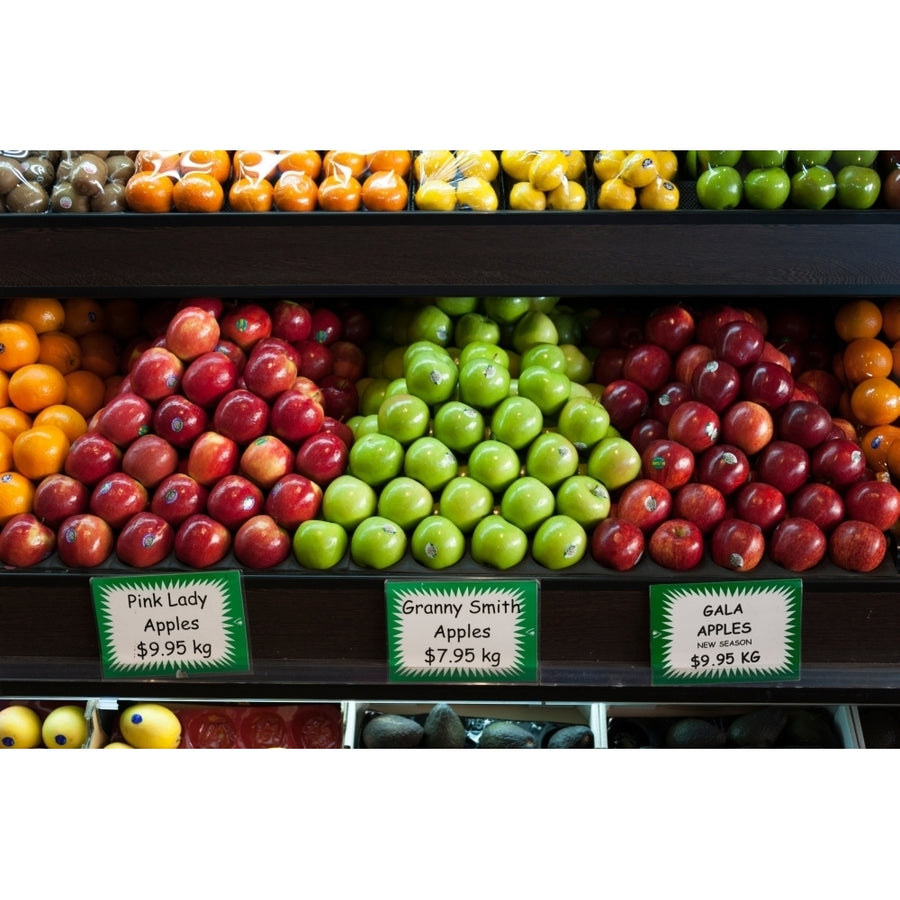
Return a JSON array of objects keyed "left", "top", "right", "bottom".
[
  {"left": 293, "top": 296, "right": 641, "bottom": 572},
  {"left": 687, "top": 150, "right": 883, "bottom": 211}
]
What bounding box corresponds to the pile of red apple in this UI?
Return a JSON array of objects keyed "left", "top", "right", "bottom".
[
  {"left": 589, "top": 302, "right": 900, "bottom": 573},
  {"left": 0, "top": 298, "right": 369, "bottom": 570}
]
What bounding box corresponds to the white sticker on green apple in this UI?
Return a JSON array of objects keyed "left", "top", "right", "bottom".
[
  {"left": 91, "top": 570, "right": 250, "bottom": 678},
  {"left": 650, "top": 579, "right": 801, "bottom": 685},
  {"left": 386, "top": 580, "right": 538, "bottom": 683}
]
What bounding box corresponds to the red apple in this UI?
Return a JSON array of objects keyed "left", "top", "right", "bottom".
[
  {"left": 64, "top": 432, "right": 123, "bottom": 487},
  {"left": 174, "top": 513, "right": 232, "bottom": 568},
  {"left": 213, "top": 338, "right": 247, "bottom": 376},
  {"left": 0, "top": 513, "right": 56, "bottom": 567},
  {"left": 615, "top": 478, "right": 673, "bottom": 534},
  {"left": 122, "top": 433, "right": 179, "bottom": 490},
  {"left": 330, "top": 340, "right": 366, "bottom": 382},
  {"left": 219, "top": 302, "right": 272, "bottom": 352},
  {"left": 128, "top": 346, "right": 185, "bottom": 402},
  {"left": 56, "top": 513, "right": 115, "bottom": 568},
  {"left": 720, "top": 399, "right": 774, "bottom": 456},
  {"left": 601, "top": 379, "right": 650, "bottom": 433},
  {"left": 33, "top": 473, "right": 89, "bottom": 528},
  {"left": 89, "top": 472, "right": 149, "bottom": 530},
  {"left": 768, "top": 309, "right": 811, "bottom": 342},
  {"left": 211, "top": 388, "right": 271, "bottom": 446},
  {"left": 590, "top": 517, "right": 645, "bottom": 571},
  {"left": 96, "top": 393, "right": 153, "bottom": 448},
  {"left": 648, "top": 518, "right": 705, "bottom": 571},
  {"left": 251, "top": 336, "right": 301, "bottom": 370},
  {"left": 294, "top": 431, "right": 349, "bottom": 486},
  {"left": 294, "top": 339, "right": 334, "bottom": 382},
  {"left": 232, "top": 514, "right": 291, "bottom": 569},
  {"left": 270, "top": 299, "right": 313, "bottom": 343},
  {"left": 177, "top": 296, "right": 224, "bottom": 318},
  {"left": 755, "top": 440, "right": 811, "bottom": 496},
  {"left": 309, "top": 307, "right": 343, "bottom": 345},
  {"left": 621, "top": 343, "right": 673, "bottom": 393},
  {"left": 673, "top": 343, "right": 715, "bottom": 386},
  {"left": 713, "top": 319, "right": 765, "bottom": 368},
  {"left": 165, "top": 305, "right": 221, "bottom": 362},
  {"left": 116, "top": 511, "right": 175, "bottom": 568},
  {"left": 318, "top": 374, "right": 359, "bottom": 422},
  {"left": 649, "top": 381, "right": 691, "bottom": 425},
  {"left": 268, "top": 390, "right": 325, "bottom": 445},
  {"left": 691, "top": 358, "right": 741, "bottom": 412},
  {"left": 696, "top": 443, "right": 750, "bottom": 496},
  {"left": 150, "top": 473, "right": 209, "bottom": 527},
  {"left": 186, "top": 431, "right": 240, "bottom": 487},
  {"left": 776, "top": 399, "right": 833, "bottom": 449},
  {"left": 672, "top": 482, "right": 727, "bottom": 536},
  {"left": 843, "top": 479, "right": 900, "bottom": 532},
  {"left": 585, "top": 313, "right": 618, "bottom": 349},
  {"left": 769, "top": 517, "right": 827, "bottom": 572},
  {"left": 152, "top": 393, "right": 209, "bottom": 449},
  {"left": 788, "top": 482, "right": 845, "bottom": 533},
  {"left": 710, "top": 517, "right": 765, "bottom": 572},
  {"left": 644, "top": 303, "right": 695, "bottom": 355},
  {"left": 810, "top": 438, "right": 867, "bottom": 489},
  {"left": 206, "top": 473, "right": 265, "bottom": 531},
  {"left": 339, "top": 306, "right": 373, "bottom": 345},
  {"left": 667, "top": 400, "right": 720, "bottom": 453},
  {"left": 695, "top": 304, "right": 750, "bottom": 347},
  {"left": 734, "top": 480, "right": 788, "bottom": 533},
  {"left": 759, "top": 340, "right": 793, "bottom": 371},
  {"left": 828, "top": 519, "right": 888, "bottom": 572},
  {"left": 641, "top": 438, "right": 695, "bottom": 490},
  {"left": 181, "top": 350, "right": 239, "bottom": 408},
  {"left": 742, "top": 360, "right": 794, "bottom": 410},
  {"left": 242, "top": 344, "right": 298, "bottom": 401},
  {"left": 239, "top": 434, "right": 295, "bottom": 490},
  {"left": 287, "top": 375, "right": 325, "bottom": 406},
  {"left": 319, "top": 416, "right": 354, "bottom": 450},
  {"left": 592, "top": 346, "right": 626, "bottom": 385},
  {"left": 629, "top": 418, "right": 668, "bottom": 454},
  {"left": 265, "top": 473, "right": 323, "bottom": 530}
]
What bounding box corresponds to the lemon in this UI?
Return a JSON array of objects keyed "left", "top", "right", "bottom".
[
  {"left": 592, "top": 150, "right": 626, "bottom": 183},
  {"left": 455, "top": 150, "right": 499, "bottom": 182},
  {"left": 103, "top": 741, "right": 135, "bottom": 749},
  {"left": 508, "top": 181, "right": 547, "bottom": 210},
  {"left": 455, "top": 176, "right": 498, "bottom": 211},
  {"left": 0, "top": 704, "right": 43, "bottom": 748},
  {"left": 119, "top": 703, "right": 182, "bottom": 749},
  {"left": 620, "top": 151, "right": 659, "bottom": 188},
  {"left": 528, "top": 150, "right": 568, "bottom": 192},
  {"left": 547, "top": 180, "right": 587, "bottom": 210},
  {"left": 500, "top": 150, "right": 536, "bottom": 182},
  {"left": 563, "top": 150, "right": 587, "bottom": 180},
  {"left": 42, "top": 704, "right": 88, "bottom": 749},
  {"left": 414, "top": 178, "right": 457, "bottom": 211},
  {"left": 413, "top": 150, "right": 456, "bottom": 183},
  {"left": 654, "top": 150, "right": 679, "bottom": 181},
  {"left": 597, "top": 177, "right": 637, "bottom": 210},
  {"left": 639, "top": 177, "right": 680, "bottom": 211}
]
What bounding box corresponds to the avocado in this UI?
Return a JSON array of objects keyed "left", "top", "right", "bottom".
[
  {"left": 478, "top": 720, "right": 535, "bottom": 748},
  {"left": 782, "top": 708, "right": 841, "bottom": 748},
  {"left": 547, "top": 724, "right": 595, "bottom": 749},
  {"left": 361, "top": 713, "right": 424, "bottom": 749},
  {"left": 423, "top": 702, "right": 466, "bottom": 749},
  {"left": 665, "top": 717, "right": 727, "bottom": 749},
  {"left": 726, "top": 707, "right": 788, "bottom": 748}
]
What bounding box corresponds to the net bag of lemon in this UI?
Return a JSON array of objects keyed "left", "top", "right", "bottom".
[
  {"left": 591, "top": 149, "right": 680, "bottom": 210},
  {"left": 412, "top": 150, "right": 505, "bottom": 211},
  {"left": 497, "top": 150, "right": 591, "bottom": 211}
]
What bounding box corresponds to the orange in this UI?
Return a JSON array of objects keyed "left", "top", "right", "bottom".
[
  {"left": 0, "top": 407, "right": 33, "bottom": 442},
  {"left": 842, "top": 336, "right": 894, "bottom": 383},
  {"left": 277, "top": 150, "right": 323, "bottom": 180},
  {"left": 859, "top": 423, "right": 900, "bottom": 473},
  {"left": 233, "top": 150, "right": 279, "bottom": 181},
  {"left": 0, "top": 320, "right": 40, "bottom": 372},
  {"left": 2, "top": 297, "right": 65, "bottom": 334},
  {"left": 0, "top": 471, "right": 35, "bottom": 525},
  {"left": 62, "top": 297, "right": 106, "bottom": 337},
  {"left": 322, "top": 150, "right": 367, "bottom": 180},
  {"left": 179, "top": 149, "right": 232, "bottom": 183},
  {"left": 7, "top": 363, "right": 68, "bottom": 413},
  {"left": 834, "top": 299, "right": 883, "bottom": 342},
  {"left": 134, "top": 150, "right": 181, "bottom": 176},
  {"left": 849, "top": 375, "right": 900, "bottom": 426},
  {"left": 124, "top": 171, "right": 175, "bottom": 213},
  {"left": 0, "top": 432, "right": 10, "bottom": 471},
  {"left": 33, "top": 403, "right": 88, "bottom": 442},
  {"left": 228, "top": 177, "right": 274, "bottom": 212},
  {"left": 881, "top": 297, "right": 900, "bottom": 343},
  {"left": 365, "top": 150, "right": 411, "bottom": 177},
  {"left": 12, "top": 424, "right": 70, "bottom": 480},
  {"left": 38, "top": 330, "right": 82, "bottom": 374},
  {"left": 892, "top": 340, "right": 900, "bottom": 380},
  {"left": 172, "top": 171, "right": 225, "bottom": 213},
  {"left": 0, "top": 370, "right": 7, "bottom": 406},
  {"left": 317, "top": 173, "right": 362, "bottom": 211},
  {"left": 64, "top": 369, "right": 107, "bottom": 417},
  {"left": 273, "top": 172, "right": 318, "bottom": 212},
  {"left": 361, "top": 169, "right": 408, "bottom": 211}
]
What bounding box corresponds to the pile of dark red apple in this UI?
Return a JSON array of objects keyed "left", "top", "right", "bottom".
[
  {"left": 1, "top": 298, "right": 368, "bottom": 570},
  {"left": 589, "top": 302, "right": 899, "bottom": 573}
]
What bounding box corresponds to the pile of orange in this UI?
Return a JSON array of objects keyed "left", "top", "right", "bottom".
[
  {"left": 0, "top": 297, "right": 139, "bottom": 524},
  {"left": 832, "top": 298, "right": 900, "bottom": 481}
]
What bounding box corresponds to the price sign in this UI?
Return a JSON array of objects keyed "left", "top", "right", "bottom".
[
  {"left": 91, "top": 570, "right": 251, "bottom": 679},
  {"left": 386, "top": 580, "right": 539, "bottom": 683},
  {"left": 649, "top": 578, "right": 802, "bottom": 685}
]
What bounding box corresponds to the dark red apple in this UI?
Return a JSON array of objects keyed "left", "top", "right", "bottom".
[
  {"left": 56, "top": 513, "right": 115, "bottom": 568},
  {"left": 641, "top": 438, "right": 695, "bottom": 490},
  {"left": 89, "top": 472, "right": 149, "bottom": 530},
  {"left": 219, "top": 302, "right": 273, "bottom": 352},
  {"left": 128, "top": 346, "right": 184, "bottom": 402},
  {"left": 251, "top": 336, "right": 301, "bottom": 370},
  {"left": 601, "top": 379, "right": 650, "bottom": 433},
  {"left": 769, "top": 517, "right": 827, "bottom": 572},
  {"left": 788, "top": 482, "right": 845, "bottom": 533},
  {"left": 755, "top": 440, "right": 811, "bottom": 496},
  {"left": 768, "top": 309, "right": 811, "bottom": 342},
  {"left": 64, "top": 432, "right": 123, "bottom": 487},
  {"left": 742, "top": 361, "right": 794, "bottom": 411},
  {"left": 319, "top": 416, "right": 355, "bottom": 450},
  {"left": 0, "top": 513, "right": 56, "bottom": 567},
  {"left": 592, "top": 346, "right": 626, "bottom": 385},
  {"left": 287, "top": 375, "right": 324, "bottom": 407},
  {"left": 667, "top": 400, "right": 720, "bottom": 453},
  {"left": 96, "top": 393, "right": 153, "bottom": 448},
  {"left": 294, "top": 339, "right": 334, "bottom": 382},
  {"left": 648, "top": 518, "right": 705, "bottom": 571},
  {"left": 309, "top": 307, "right": 343, "bottom": 345},
  {"left": 710, "top": 517, "right": 765, "bottom": 572},
  {"left": 882, "top": 168, "right": 900, "bottom": 209},
  {"left": 294, "top": 431, "right": 349, "bottom": 486},
  {"left": 616, "top": 313, "right": 644, "bottom": 349},
  {"left": 318, "top": 374, "right": 359, "bottom": 422},
  {"left": 177, "top": 296, "right": 224, "bottom": 318},
  {"left": 242, "top": 344, "right": 298, "bottom": 401},
  {"left": 122, "top": 434, "right": 179, "bottom": 490},
  {"left": 810, "top": 438, "right": 867, "bottom": 489},
  {"left": 174, "top": 513, "right": 232, "bottom": 568},
  {"left": 233, "top": 514, "right": 292, "bottom": 569},
  {"left": 629, "top": 418, "right": 668, "bottom": 454},
  {"left": 32, "top": 473, "right": 89, "bottom": 528},
  {"left": 713, "top": 319, "right": 765, "bottom": 368},
  {"left": 615, "top": 478, "right": 673, "bottom": 534},
  {"left": 843, "top": 479, "right": 900, "bottom": 532},
  {"left": 720, "top": 399, "right": 774, "bottom": 456},
  {"left": 270, "top": 299, "right": 313, "bottom": 343},
  {"left": 696, "top": 443, "right": 750, "bottom": 496},
  {"left": 644, "top": 303, "right": 695, "bottom": 355},
  {"left": 673, "top": 343, "right": 715, "bottom": 386},
  {"left": 776, "top": 400, "right": 833, "bottom": 449},
  {"left": 734, "top": 481, "right": 788, "bottom": 533},
  {"left": 213, "top": 338, "right": 247, "bottom": 376},
  {"left": 796, "top": 369, "right": 842, "bottom": 412},
  {"left": 672, "top": 482, "right": 727, "bottom": 536},
  {"left": 165, "top": 305, "right": 221, "bottom": 362},
  {"left": 828, "top": 519, "right": 888, "bottom": 572},
  {"left": 116, "top": 511, "right": 175, "bottom": 568},
  {"left": 212, "top": 388, "right": 271, "bottom": 446},
  {"left": 265, "top": 473, "right": 323, "bottom": 530},
  {"left": 330, "top": 340, "right": 366, "bottom": 382},
  {"left": 239, "top": 434, "right": 294, "bottom": 490},
  {"left": 585, "top": 313, "right": 619, "bottom": 349},
  {"left": 590, "top": 517, "right": 645, "bottom": 571},
  {"left": 758, "top": 340, "right": 793, "bottom": 371},
  {"left": 152, "top": 394, "right": 209, "bottom": 449},
  {"left": 690, "top": 358, "right": 741, "bottom": 412},
  {"left": 775, "top": 338, "right": 808, "bottom": 375},
  {"left": 339, "top": 306, "right": 373, "bottom": 345},
  {"left": 621, "top": 343, "right": 673, "bottom": 393},
  {"left": 650, "top": 381, "right": 692, "bottom": 425},
  {"left": 695, "top": 304, "right": 750, "bottom": 347},
  {"left": 181, "top": 350, "right": 239, "bottom": 408},
  {"left": 150, "top": 473, "right": 209, "bottom": 527},
  {"left": 206, "top": 473, "right": 265, "bottom": 531},
  {"left": 186, "top": 431, "right": 240, "bottom": 487}
]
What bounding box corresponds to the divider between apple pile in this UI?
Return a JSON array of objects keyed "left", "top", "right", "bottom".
[{"left": 1, "top": 295, "right": 898, "bottom": 574}]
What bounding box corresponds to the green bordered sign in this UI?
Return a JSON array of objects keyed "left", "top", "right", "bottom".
[
  {"left": 91, "top": 570, "right": 251, "bottom": 679},
  {"left": 650, "top": 579, "right": 802, "bottom": 686},
  {"left": 386, "top": 580, "right": 539, "bottom": 683}
]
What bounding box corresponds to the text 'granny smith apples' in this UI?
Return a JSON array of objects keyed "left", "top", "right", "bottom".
[{"left": 295, "top": 296, "right": 645, "bottom": 573}]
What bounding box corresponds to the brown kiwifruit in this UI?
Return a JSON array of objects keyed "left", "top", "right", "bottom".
[
  {"left": 71, "top": 153, "right": 109, "bottom": 196},
  {"left": 104, "top": 154, "right": 136, "bottom": 184},
  {"left": 51, "top": 181, "right": 91, "bottom": 213},
  {"left": 0, "top": 157, "right": 23, "bottom": 194},
  {"left": 21, "top": 155, "right": 55, "bottom": 187},
  {"left": 5, "top": 180, "right": 49, "bottom": 212},
  {"left": 91, "top": 181, "right": 127, "bottom": 212},
  {"left": 74, "top": 150, "right": 110, "bottom": 160},
  {"left": 54, "top": 153, "right": 78, "bottom": 183}
]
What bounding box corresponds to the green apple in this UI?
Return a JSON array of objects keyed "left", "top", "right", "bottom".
[
  {"left": 512, "top": 311, "right": 559, "bottom": 354},
  {"left": 293, "top": 519, "right": 348, "bottom": 570},
  {"left": 743, "top": 150, "right": 788, "bottom": 168},
  {"left": 470, "top": 514, "right": 528, "bottom": 570},
  {"left": 524, "top": 431, "right": 579, "bottom": 488},
  {"left": 697, "top": 151, "right": 743, "bottom": 169},
  {"left": 410, "top": 515, "right": 466, "bottom": 570},
  {"left": 404, "top": 350, "right": 459, "bottom": 406},
  {"left": 482, "top": 295, "right": 531, "bottom": 324},
  {"left": 556, "top": 395, "right": 610, "bottom": 452},
  {"left": 466, "top": 439, "right": 522, "bottom": 493},
  {"left": 377, "top": 476, "right": 435, "bottom": 532},
  {"left": 383, "top": 377, "right": 409, "bottom": 397},
  {"left": 790, "top": 150, "right": 832, "bottom": 169},
  {"left": 520, "top": 342, "right": 568, "bottom": 373},
  {"left": 350, "top": 515, "right": 408, "bottom": 570},
  {"left": 454, "top": 312, "right": 500, "bottom": 348},
  {"left": 322, "top": 475, "right": 377, "bottom": 532},
  {"left": 490, "top": 395, "right": 543, "bottom": 450},
  {"left": 403, "top": 436, "right": 459, "bottom": 492},
  {"left": 530, "top": 514, "right": 588, "bottom": 570},
  {"left": 567, "top": 382, "right": 594, "bottom": 400},
  {"left": 831, "top": 150, "right": 879, "bottom": 169},
  {"left": 554, "top": 474, "right": 611, "bottom": 528},
  {"left": 347, "top": 414, "right": 378, "bottom": 439},
  {"left": 696, "top": 165, "right": 743, "bottom": 209},
  {"left": 835, "top": 165, "right": 881, "bottom": 209},
  {"left": 516, "top": 365, "right": 571, "bottom": 417},
  {"left": 377, "top": 392, "right": 431, "bottom": 444},
  {"left": 499, "top": 476, "right": 556, "bottom": 533},
  {"left": 434, "top": 296, "right": 478, "bottom": 317},
  {"left": 560, "top": 343, "right": 593, "bottom": 383},
  {"left": 359, "top": 377, "right": 391, "bottom": 415},
  {"left": 549, "top": 308, "right": 582, "bottom": 345},
  {"left": 528, "top": 296, "right": 560, "bottom": 313},
  {"left": 586, "top": 435, "right": 642, "bottom": 491},
  {"left": 743, "top": 167, "right": 791, "bottom": 210},
  {"left": 458, "top": 341, "right": 510, "bottom": 370},
  {"left": 402, "top": 339, "right": 452, "bottom": 370},
  {"left": 407, "top": 304, "right": 453, "bottom": 346},
  {"left": 789, "top": 165, "right": 836, "bottom": 210},
  {"left": 438, "top": 475, "right": 495, "bottom": 533},
  {"left": 432, "top": 400, "right": 486, "bottom": 454},
  {"left": 457, "top": 356, "right": 511, "bottom": 409},
  {"left": 683, "top": 150, "right": 699, "bottom": 179},
  {"left": 348, "top": 432, "right": 404, "bottom": 487},
  {"left": 379, "top": 345, "right": 407, "bottom": 381}
]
